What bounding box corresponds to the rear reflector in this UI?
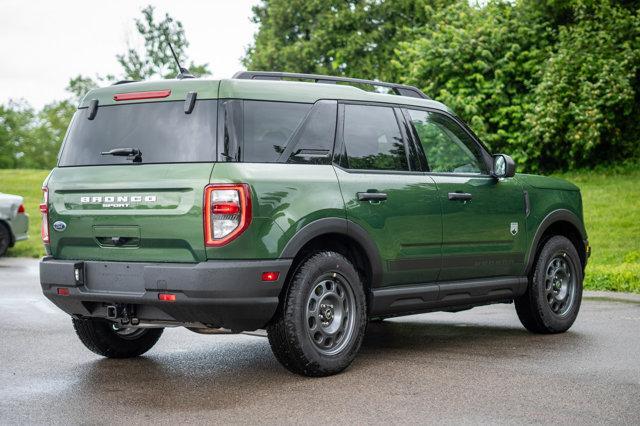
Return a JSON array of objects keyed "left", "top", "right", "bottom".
[
  {"left": 17, "top": 204, "right": 25, "bottom": 214},
  {"left": 261, "top": 271, "right": 280, "bottom": 282},
  {"left": 158, "top": 293, "right": 176, "bottom": 302},
  {"left": 57, "top": 288, "right": 70, "bottom": 296},
  {"left": 113, "top": 90, "right": 171, "bottom": 101}
]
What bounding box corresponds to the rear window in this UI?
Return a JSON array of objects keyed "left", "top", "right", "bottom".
[{"left": 58, "top": 100, "right": 217, "bottom": 166}]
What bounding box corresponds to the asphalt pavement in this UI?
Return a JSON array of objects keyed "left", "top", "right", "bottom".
[{"left": 1, "top": 257, "right": 638, "bottom": 424}]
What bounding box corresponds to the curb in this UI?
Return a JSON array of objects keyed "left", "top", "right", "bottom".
[{"left": 583, "top": 290, "right": 640, "bottom": 304}]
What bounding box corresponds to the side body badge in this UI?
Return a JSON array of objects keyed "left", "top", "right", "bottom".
[{"left": 510, "top": 222, "right": 519, "bottom": 236}]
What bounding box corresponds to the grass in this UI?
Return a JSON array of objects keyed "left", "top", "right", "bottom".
[
  {"left": 1, "top": 167, "right": 638, "bottom": 293},
  {"left": 556, "top": 165, "right": 640, "bottom": 293},
  {"left": 0, "top": 169, "right": 50, "bottom": 258}
]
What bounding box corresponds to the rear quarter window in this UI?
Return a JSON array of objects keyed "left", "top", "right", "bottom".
[
  {"left": 218, "top": 100, "right": 337, "bottom": 164},
  {"left": 242, "top": 101, "right": 311, "bottom": 162}
]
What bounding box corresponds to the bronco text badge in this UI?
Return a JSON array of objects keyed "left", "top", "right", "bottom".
[{"left": 80, "top": 195, "right": 157, "bottom": 208}]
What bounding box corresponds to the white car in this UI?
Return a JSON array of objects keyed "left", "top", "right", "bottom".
[{"left": 0, "top": 193, "right": 29, "bottom": 257}]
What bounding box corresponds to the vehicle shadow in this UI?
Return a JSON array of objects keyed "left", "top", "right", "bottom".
[{"left": 66, "top": 318, "right": 583, "bottom": 413}]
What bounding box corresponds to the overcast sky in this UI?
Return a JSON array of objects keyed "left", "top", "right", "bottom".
[{"left": 0, "top": 0, "right": 260, "bottom": 108}]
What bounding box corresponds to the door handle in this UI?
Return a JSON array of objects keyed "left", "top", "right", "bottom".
[
  {"left": 357, "top": 192, "right": 388, "bottom": 202},
  {"left": 448, "top": 192, "right": 472, "bottom": 201}
]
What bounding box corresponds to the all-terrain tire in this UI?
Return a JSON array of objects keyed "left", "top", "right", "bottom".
[
  {"left": 515, "top": 235, "right": 583, "bottom": 334},
  {"left": 72, "top": 318, "right": 163, "bottom": 358},
  {"left": 267, "top": 251, "right": 367, "bottom": 377}
]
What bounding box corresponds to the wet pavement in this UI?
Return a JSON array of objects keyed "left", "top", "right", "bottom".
[{"left": 1, "top": 257, "right": 639, "bottom": 424}]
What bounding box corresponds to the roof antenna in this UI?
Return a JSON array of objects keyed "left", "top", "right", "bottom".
[{"left": 166, "top": 38, "right": 195, "bottom": 80}]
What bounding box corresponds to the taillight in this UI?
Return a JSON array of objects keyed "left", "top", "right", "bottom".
[
  {"left": 17, "top": 204, "right": 25, "bottom": 214},
  {"left": 40, "top": 187, "right": 49, "bottom": 244},
  {"left": 204, "top": 184, "right": 251, "bottom": 247}
]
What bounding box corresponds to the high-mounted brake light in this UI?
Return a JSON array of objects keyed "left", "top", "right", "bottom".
[
  {"left": 17, "top": 204, "right": 25, "bottom": 214},
  {"left": 113, "top": 90, "right": 171, "bottom": 101},
  {"left": 40, "top": 187, "right": 49, "bottom": 244},
  {"left": 204, "top": 184, "right": 252, "bottom": 247}
]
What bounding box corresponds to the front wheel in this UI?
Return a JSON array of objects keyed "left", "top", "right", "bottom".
[
  {"left": 515, "top": 235, "right": 583, "bottom": 334},
  {"left": 267, "top": 251, "right": 367, "bottom": 377},
  {"left": 72, "top": 318, "right": 163, "bottom": 358}
]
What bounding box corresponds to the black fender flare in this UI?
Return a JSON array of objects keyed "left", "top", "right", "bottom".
[
  {"left": 280, "top": 217, "right": 383, "bottom": 288},
  {"left": 525, "top": 209, "right": 587, "bottom": 274}
]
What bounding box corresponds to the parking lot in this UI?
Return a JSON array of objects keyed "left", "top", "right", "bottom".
[{"left": 1, "top": 256, "right": 638, "bottom": 424}]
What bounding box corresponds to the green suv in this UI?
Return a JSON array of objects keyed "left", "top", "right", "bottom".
[{"left": 40, "top": 71, "right": 589, "bottom": 376}]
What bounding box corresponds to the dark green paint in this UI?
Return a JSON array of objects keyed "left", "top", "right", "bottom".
[{"left": 47, "top": 77, "right": 586, "bottom": 291}]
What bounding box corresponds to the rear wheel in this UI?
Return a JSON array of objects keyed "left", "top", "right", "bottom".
[
  {"left": 0, "top": 222, "right": 10, "bottom": 257},
  {"left": 72, "top": 318, "right": 163, "bottom": 358},
  {"left": 267, "top": 251, "right": 367, "bottom": 377},
  {"left": 515, "top": 235, "right": 583, "bottom": 333}
]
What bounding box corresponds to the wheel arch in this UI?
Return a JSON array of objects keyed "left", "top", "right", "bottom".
[
  {"left": 280, "top": 218, "right": 383, "bottom": 306},
  {"left": 526, "top": 209, "right": 587, "bottom": 275}
]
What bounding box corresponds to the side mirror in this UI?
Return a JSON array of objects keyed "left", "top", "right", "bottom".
[{"left": 492, "top": 154, "right": 515, "bottom": 178}]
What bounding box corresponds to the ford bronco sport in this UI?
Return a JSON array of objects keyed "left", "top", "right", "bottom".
[{"left": 40, "top": 71, "right": 589, "bottom": 376}]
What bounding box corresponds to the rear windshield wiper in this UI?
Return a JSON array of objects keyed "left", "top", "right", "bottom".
[{"left": 100, "top": 148, "right": 142, "bottom": 163}]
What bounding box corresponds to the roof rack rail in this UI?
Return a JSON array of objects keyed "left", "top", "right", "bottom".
[
  {"left": 233, "top": 71, "right": 429, "bottom": 99},
  {"left": 112, "top": 80, "right": 138, "bottom": 86}
]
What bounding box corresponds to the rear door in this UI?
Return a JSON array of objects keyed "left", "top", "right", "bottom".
[
  {"left": 334, "top": 103, "right": 441, "bottom": 287},
  {"left": 48, "top": 98, "right": 218, "bottom": 263},
  {"left": 404, "top": 108, "right": 527, "bottom": 281}
]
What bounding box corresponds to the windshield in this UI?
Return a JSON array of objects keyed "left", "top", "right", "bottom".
[{"left": 58, "top": 100, "right": 217, "bottom": 166}]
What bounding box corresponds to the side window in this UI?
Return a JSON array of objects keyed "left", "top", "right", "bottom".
[
  {"left": 286, "top": 100, "right": 337, "bottom": 165},
  {"left": 342, "top": 104, "right": 408, "bottom": 171},
  {"left": 408, "top": 109, "right": 487, "bottom": 174},
  {"left": 242, "top": 101, "right": 311, "bottom": 162}
]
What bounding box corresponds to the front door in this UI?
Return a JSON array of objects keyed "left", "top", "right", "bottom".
[
  {"left": 334, "top": 103, "right": 442, "bottom": 287},
  {"left": 404, "top": 108, "right": 527, "bottom": 281}
]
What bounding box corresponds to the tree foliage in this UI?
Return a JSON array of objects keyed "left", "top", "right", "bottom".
[
  {"left": 244, "top": 0, "right": 640, "bottom": 171},
  {"left": 243, "top": 0, "right": 451, "bottom": 81},
  {"left": 0, "top": 5, "right": 206, "bottom": 169},
  {"left": 526, "top": 1, "right": 640, "bottom": 169},
  {"left": 116, "top": 5, "right": 210, "bottom": 81}
]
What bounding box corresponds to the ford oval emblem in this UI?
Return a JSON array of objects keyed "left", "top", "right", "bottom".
[{"left": 52, "top": 221, "right": 67, "bottom": 232}]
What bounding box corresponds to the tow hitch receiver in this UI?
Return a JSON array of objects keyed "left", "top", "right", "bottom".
[{"left": 106, "top": 304, "right": 139, "bottom": 326}]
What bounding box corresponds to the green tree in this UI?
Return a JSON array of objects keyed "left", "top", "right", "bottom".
[
  {"left": 245, "top": 0, "right": 640, "bottom": 171},
  {"left": 394, "top": 1, "right": 555, "bottom": 167},
  {"left": 116, "top": 5, "right": 210, "bottom": 81},
  {"left": 526, "top": 1, "right": 640, "bottom": 169},
  {"left": 73, "top": 5, "right": 210, "bottom": 99},
  {"left": 243, "top": 0, "right": 450, "bottom": 81},
  {"left": 0, "top": 102, "right": 35, "bottom": 168},
  {"left": 1, "top": 5, "right": 208, "bottom": 170},
  {"left": 66, "top": 75, "right": 99, "bottom": 103}
]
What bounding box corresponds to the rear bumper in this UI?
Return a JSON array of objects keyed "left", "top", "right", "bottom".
[
  {"left": 40, "top": 257, "right": 291, "bottom": 331},
  {"left": 8, "top": 213, "right": 29, "bottom": 245}
]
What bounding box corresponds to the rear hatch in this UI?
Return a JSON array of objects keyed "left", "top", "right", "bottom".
[{"left": 46, "top": 80, "right": 219, "bottom": 263}]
